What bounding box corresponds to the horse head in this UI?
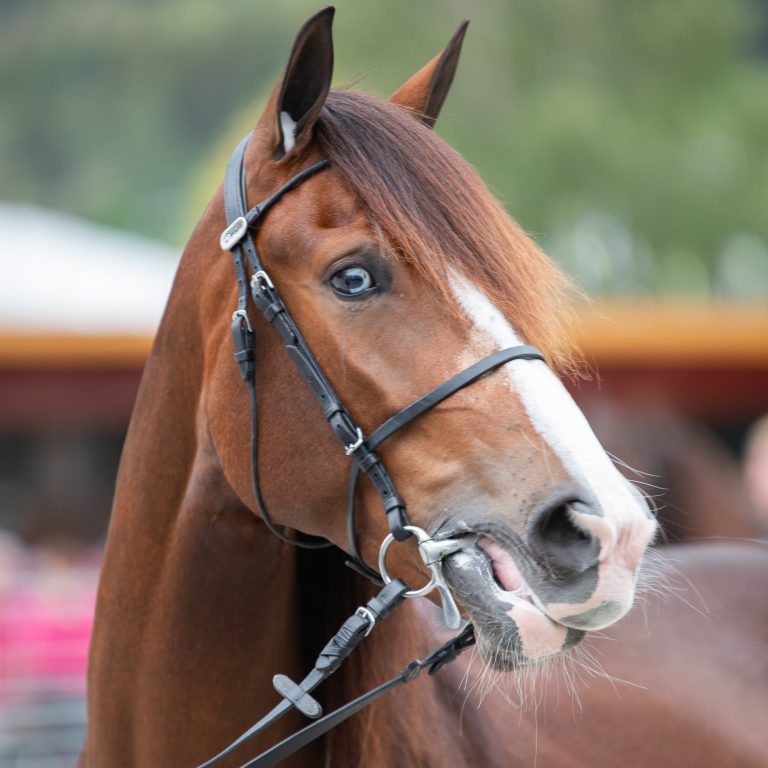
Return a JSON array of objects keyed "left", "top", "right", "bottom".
[{"left": 203, "top": 7, "right": 657, "bottom": 672}]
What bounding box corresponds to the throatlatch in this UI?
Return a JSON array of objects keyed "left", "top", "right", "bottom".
[{"left": 199, "top": 132, "right": 546, "bottom": 768}]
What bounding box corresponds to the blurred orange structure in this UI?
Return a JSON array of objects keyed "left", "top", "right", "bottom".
[
  {"left": 571, "top": 300, "right": 768, "bottom": 422},
  {"left": 0, "top": 335, "right": 147, "bottom": 430},
  {"left": 1, "top": 300, "right": 766, "bottom": 429}
]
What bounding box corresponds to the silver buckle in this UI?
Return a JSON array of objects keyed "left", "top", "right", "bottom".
[
  {"left": 220, "top": 216, "right": 248, "bottom": 251},
  {"left": 355, "top": 606, "right": 376, "bottom": 637},
  {"left": 344, "top": 427, "right": 364, "bottom": 456},
  {"left": 231, "top": 309, "right": 252, "bottom": 333},
  {"left": 251, "top": 270, "right": 275, "bottom": 291}
]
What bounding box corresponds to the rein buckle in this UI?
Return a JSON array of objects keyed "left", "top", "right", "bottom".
[{"left": 355, "top": 606, "right": 377, "bottom": 637}]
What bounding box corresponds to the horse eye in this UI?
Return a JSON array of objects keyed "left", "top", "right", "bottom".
[{"left": 329, "top": 266, "right": 376, "bottom": 298}]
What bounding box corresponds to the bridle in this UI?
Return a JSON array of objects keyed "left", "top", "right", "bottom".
[{"left": 198, "top": 132, "right": 545, "bottom": 768}]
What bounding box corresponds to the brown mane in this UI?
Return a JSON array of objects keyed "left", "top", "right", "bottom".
[{"left": 316, "top": 90, "right": 580, "bottom": 373}]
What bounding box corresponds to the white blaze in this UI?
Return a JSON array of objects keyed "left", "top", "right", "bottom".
[{"left": 450, "top": 272, "right": 651, "bottom": 555}]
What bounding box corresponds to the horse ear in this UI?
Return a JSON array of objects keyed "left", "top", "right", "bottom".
[
  {"left": 273, "top": 6, "right": 335, "bottom": 159},
  {"left": 389, "top": 21, "right": 468, "bottom": 128}
]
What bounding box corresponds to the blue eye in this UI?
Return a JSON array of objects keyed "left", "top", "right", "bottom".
[{"left": 330, "top": 266, "right": 376, "bottom": 298}]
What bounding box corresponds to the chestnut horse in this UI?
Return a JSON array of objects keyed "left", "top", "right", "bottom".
[{"left": 82, "top": 8, "right": 766, "bottom": 767}]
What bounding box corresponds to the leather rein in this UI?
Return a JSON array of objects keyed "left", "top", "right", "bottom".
[{"left": 198, "top": 132, "right": 545, "bottom": 768}]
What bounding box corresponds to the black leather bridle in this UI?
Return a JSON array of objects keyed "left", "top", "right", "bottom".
[{"left": 198, "top": 132, "right": 545, "bottom": 768}]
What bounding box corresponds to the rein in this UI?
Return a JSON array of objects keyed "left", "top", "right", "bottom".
[{"left": 200, "top": 132, "right": 545, "bottom": 767}]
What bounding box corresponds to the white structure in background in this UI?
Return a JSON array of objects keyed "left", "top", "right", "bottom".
[
  {"left": 0, "top": 203, "right": 178, "bottom": 333},
  {"left": 0, "top": 204, "right": 177, "bottom": 766}
]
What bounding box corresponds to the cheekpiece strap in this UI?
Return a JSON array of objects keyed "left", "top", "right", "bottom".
[{"left": 221, "top": 132, "right": 413, "bottom": 545}]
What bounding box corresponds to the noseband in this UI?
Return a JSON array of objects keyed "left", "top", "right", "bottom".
[{"left": 200, "top": 133, "right": 545, "bottom": 768}]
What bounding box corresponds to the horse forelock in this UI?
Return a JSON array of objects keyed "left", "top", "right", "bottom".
[{"left": 314, "top": 90, "right": 583, "bottom": 376}]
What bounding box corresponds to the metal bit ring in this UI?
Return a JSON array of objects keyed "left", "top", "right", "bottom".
[{"left": 378, "top": 525, "right": 438, "bottom": 598}]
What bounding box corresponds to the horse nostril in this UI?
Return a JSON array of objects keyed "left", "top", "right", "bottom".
[{"left": 528, "top": 497, "right": 600, "bottom": 576}]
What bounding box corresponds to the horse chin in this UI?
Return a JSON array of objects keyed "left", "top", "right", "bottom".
[{"left": 442, "top": 541, "right": 585, "bottom": 671}]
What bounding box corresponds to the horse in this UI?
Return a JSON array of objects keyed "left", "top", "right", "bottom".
[{"left": 82, "top": 8, "right": 764, "bottom": 766}]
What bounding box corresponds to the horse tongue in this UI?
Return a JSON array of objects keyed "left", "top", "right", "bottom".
[{"left": 478, "top": 537, "right": 525, "bottom": 593}]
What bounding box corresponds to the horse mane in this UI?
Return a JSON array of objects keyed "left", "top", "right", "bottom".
[{"left": 315, "top": 90, "right": 581, "bottom": 374}]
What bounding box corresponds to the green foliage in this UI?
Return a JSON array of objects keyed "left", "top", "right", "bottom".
[{"left": 3, "top": 0, "right": 768, "bottom": 295}]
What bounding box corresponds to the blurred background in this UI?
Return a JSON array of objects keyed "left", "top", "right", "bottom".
[{"left": 1, "top": 0, "right": 767, "bottom": 764}]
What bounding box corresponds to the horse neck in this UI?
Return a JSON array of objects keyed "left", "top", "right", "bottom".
[{"left": 85, "top": 218, "right": 317, "bottom": 765}]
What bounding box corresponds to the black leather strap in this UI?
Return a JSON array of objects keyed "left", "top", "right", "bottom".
[
  {"left": 223, "top": 131, "right": 547, "bottom": 564},
  {"left": 238, "top": 624, "right": 475, "bottom": 768},
  {"left": 224, "top": 133, "right": 253, "bottom": 317},
  {"left": 272, "top": 675, "right": 322, "bottom": 719},
  {"left": 246, "top": 361, "right": 330, "bottom": 550},
  {"left": 224, "top": 136, "right": 415, "bottom": 545},
  {"left": 344, "top": 344, "right": 545, "bottom": 580},
  {"left": 196, "top": 580, "right": 410, "bottom": 768},
  {"left": 369, "top": 345, "right": 543, "bottom": 450},
  {"left": 226, "top": 134, "right": 331, "bottom": 550}
]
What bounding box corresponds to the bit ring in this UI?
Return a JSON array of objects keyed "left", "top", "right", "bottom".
[{"left": 378, "top": 525, "right": 438, "bottom": 598}]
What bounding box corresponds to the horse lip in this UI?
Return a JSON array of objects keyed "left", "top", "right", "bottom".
[
  {"left": 440, "top": 533, "right": 535, "bottom": 606},
  {"left": 440, "top": 536, "right": 586, "bottom": 669},
  {"left": 431, "top": 522, "right": 527, "bottom": 592},
  {"left": 438, "top": 541, "right": 544, "bottom": 670}
]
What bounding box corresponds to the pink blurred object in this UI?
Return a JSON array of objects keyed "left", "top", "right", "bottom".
[{"left": 0, "top": 533, "right": 100, "bottom": 705}]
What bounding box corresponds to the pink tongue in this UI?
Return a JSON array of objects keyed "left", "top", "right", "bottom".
[{"left": 478, "top": 537, "right": 525, "bottom": 592}]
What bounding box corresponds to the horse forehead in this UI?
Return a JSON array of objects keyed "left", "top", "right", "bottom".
[{"left": 264, "top": 168, "right": 364, "bottom": 242}]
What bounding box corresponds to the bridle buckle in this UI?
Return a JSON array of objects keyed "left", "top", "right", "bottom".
[
  {"left": 355, "top": 606, "right": 376, "bottom": 637},
  {"left": 344, "top": 427, "right": 364, "bottom": 456},
  {"left": 251, "top": 270, "right": 275, "bottom": 291},
  {"left": 231, "top": 309, "right": 253, "bottom": 333}
]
